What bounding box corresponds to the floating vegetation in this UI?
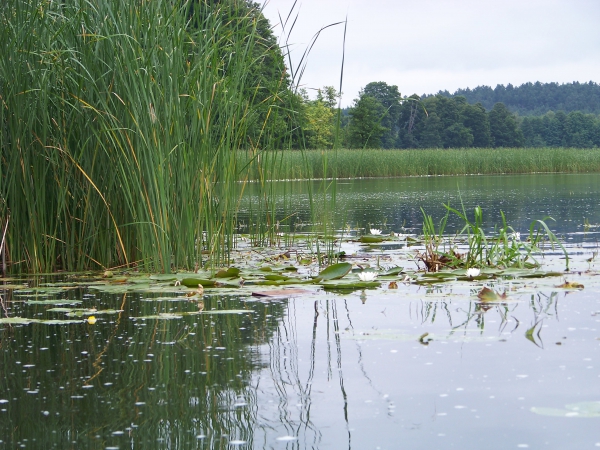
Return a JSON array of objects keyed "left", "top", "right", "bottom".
[
  {"left": 0, "top": 317, "right": 83, "bottom": 325},
  {"left": 555, "top": 280, "right": 584, "bottom": 289},
  {"left": 531, "top": 401, "right": 600, "bottom": 418},
  {"left": 134, "top": 310, "right": 252, "bottom": 320},
  {"left": 418, "top": 204, "right": 569, "bottom": 272}
]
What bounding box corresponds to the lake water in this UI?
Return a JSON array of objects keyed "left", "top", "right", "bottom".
[{"left": 1, "top": 173, "right": 600, "bottom": 449}]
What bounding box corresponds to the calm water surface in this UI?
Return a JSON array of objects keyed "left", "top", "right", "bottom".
[{"left": 1, "top": 173, "right": 599, "bottom": 449}]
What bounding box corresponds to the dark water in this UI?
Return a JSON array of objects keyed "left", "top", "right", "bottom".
[
  {"left": 1, "top": 173, "right": 600, "bottom": 449},
  {"left": 240, "top": 173, "right": 600, "bottom": 240}
]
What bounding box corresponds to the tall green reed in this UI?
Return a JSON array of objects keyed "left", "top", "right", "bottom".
[
  {"left": 240, "top": 148, "right": 600, "bottom": 180},
  {"left": 1, "top": 0, "right": 291, "bottom": 273},
  {"left": 419, "top": 203, "right": 569, "bottom": 271}
]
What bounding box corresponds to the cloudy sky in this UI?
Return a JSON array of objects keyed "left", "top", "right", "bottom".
[{"left": 257, "top": 0, "right": 600, "bottom": 106}]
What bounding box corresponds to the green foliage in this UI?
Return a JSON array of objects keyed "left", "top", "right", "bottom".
[
  {"left": 361, "top": 82, "right": 402, "bottom": 148},
  {"left": 347, "top": 80, "right": 600, "bottom": 149},
  {"left": 489, "top": 103, "right": 524, "bottom": 147},
  {"left": 304, "top": 101, "right": 335, "bottom": 149},
  {"left": 420, "top": 204, "right": 569, "bottom": 272},
  {"left": 521, "top": 110, "right": 600, "bottom": 148},
  {"left": 0, "top": 0, "right": 292, "bottom": 273},
  {"left": 239, "top": 148, "right": 600, "bottom": 180},
  {"left": 434, "top": 81, "right": 600, "bottom": 116},
  {"left": 346, "top": 95, "right": 388, "bottom": 148},
  {"left": 462, "top": 103, "right": 493, "bottom": 147}
]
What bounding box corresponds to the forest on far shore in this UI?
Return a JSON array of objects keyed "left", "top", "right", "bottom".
[{"left": 299, "top": 81, "right": 600, "bottom": 150}]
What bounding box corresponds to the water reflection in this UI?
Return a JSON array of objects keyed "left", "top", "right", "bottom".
[
  {"left": 0, "top": 281, "right": 287, "bottom": 448},
  {"left": 1, "top": 172, "right": 600, "bottom": 448},
  {"left": 1, "top": 270, "right": 599, "bottom": 448},
  {"left": 240, "top": 173, "right": 600, "bottom": 240}
]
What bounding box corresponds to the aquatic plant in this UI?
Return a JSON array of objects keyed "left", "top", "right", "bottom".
[
  {"left": 419, "top": 204, "right": 569, "bottom": 271},
  {"left": 0, "top": 0, "right": 295, "bottom": 273},
  {"left": 240, "top": 148, "right": 600, "bottom": 180}
]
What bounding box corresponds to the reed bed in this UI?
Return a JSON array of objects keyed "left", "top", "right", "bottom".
[
  {"left": 242, "top": 148, "right": 600, "bottom": 180},
  {"left": 1, "top": 0, "right": 291, "bottom": 273}
]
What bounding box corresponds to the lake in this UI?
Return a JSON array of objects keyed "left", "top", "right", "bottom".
[{"left": 1, "top": 173, "right": 599, "bottom": 449}]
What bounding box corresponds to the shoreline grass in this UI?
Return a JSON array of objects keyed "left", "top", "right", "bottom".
[
  {"left": 242, "top": 148, "right": 600, "bottom": 180},
  {"left": 0, "top": 0, "right": 292, "bottom": 274}
]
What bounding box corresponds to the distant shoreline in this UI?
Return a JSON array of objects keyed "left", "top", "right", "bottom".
[{"left": 239, "top": 148, "right": 600, "bottom": 181}]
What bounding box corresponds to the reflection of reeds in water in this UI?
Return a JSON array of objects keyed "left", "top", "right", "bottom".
[
  {"left": 411, "top": 290, "right": 559, "bottom": 348},
  {"left": 259, "top": 298, "right": 359, "bottom": 447},
  {"left": 0, "top": 291, "right": 288, "bottom": 447}
]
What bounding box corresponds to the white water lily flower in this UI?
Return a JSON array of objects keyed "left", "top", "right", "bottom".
[
  {"left": 511, "top": 232, "right": 521, "bottom": 241},
  {"left": 466, "top": 268, "right": 481, "bottom": 278},
  {"left": 370, "top": 228, "right": 382, "bottom": 235},
  {"left": 358, "top": 272, "right": 378, "bottom": 282}
]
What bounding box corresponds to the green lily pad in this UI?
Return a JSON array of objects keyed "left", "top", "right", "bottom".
[
  {"left": 180, "top": 278, "right": 216, "bottom": 288},
  {"left": 264, "top": 274, "right": 290, "bottom": 281},
  {"left": 88, "top": 283, "right": 138, "bottom": 294},
  {"left": 360, "top": 236, "right": 385, "bottom": 244},
  {"left": 381, "top": 266, "right": 403, "bottom": 276},
  {"left": 0, "top": 317, "right": 35, "bottom": 324},
  {"left": 256, "top": 278, "right": 308, "bottom": 286},
  {"left": 0, "top": 317, "right": 83, "bottom": 325},
  {"left": 65, "top": 309, "right": 122, "bottom": 317},
  {"left": 531, "top": 401, "right": 600, "bottom": 418},
  {"left": 26, "top": 299, "right": 83, "bottom": 305},
  {"left": 321, "top": 281, "right": 380, "bottom": 290},
  {"left": 214, "top": 267, "right": 241, "bottom": 278},
  {"left": 315, "top": 262, "right": 352, "bottom": 281},
  {"left": 134, "top": 309, "right": 253, "bottom": 319},
  {"left": 135, "top": 313, "right": 184, "bottom": 320}
]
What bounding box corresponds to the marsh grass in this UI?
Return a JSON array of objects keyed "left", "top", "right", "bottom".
[
  {"left": 419, "top": 204, "right": 569, "bottom": 272},
  {"left": 242, "top": 148, "right": 600, "bottom": 180},
  {"left": 1, "top": 0, "right": 294, "bottom": 273}
]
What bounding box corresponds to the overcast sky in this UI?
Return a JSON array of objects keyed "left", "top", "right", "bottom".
[{"left": 257, "top": 0, "right": 600, "bottom": 107}]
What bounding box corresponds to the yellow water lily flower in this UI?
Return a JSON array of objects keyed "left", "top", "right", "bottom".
[{"left": 87, "top": 316, "right": 97, "bottom": 325}]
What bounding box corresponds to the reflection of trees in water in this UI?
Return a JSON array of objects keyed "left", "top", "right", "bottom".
[{"left": 0, "top": 292, "right": 288, "bottom": 448}]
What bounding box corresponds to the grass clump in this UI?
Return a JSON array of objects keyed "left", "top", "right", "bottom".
[
  {"left": 0, "top": 0, "right": 291, "bottom": 273},
  {"left": 242, "top": 148, "right": 600, "bottom": 180},
  {"left": 418, "top": 204, "right": 569, "bottom": 272}
]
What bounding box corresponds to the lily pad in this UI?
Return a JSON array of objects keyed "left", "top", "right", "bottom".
[
  {"left": 381, "top": 266, "right": 403, "bottom": 276},
  {"left": 263, "top": 274, "right": 291, "bottom": 281},
  {"left": 314, "top": 262, "right": 352, "bottom": 281},
  {"left": 360, "top": 236, "right": 385, "bottom": 244},
  {"left": 531, "top": 401, "right": 600, "bottom": 418},
  {"left": 477, "top": 286, "right": 508, "bottom": 302},
  {"left": 26, "top": 299, "right": 83, "bottom": 305},
  {"left": 214, "top": 267, "right": 241, "bottom": 278},
  {"left": 0, "top": 317, "right": 35, "bottom": 324},
  {"left": 0, "top": 317, "right": 83, "bottom": 325},
  {"left": 321, "top": 281, "right": 380, "bottom": 290},
  {"left": 134, "top": 309, "right": 253, "bottom": 319},
  {"left": 180, "top": 278, "right": 217, "bottom": 288}
]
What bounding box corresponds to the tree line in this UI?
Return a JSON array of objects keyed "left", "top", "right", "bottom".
[
  {"left": 431, "top": 81, "right": 600, "bottom": 116},
  {"left": 294, "top": 81, "right": 600, "bottom": 149}
]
